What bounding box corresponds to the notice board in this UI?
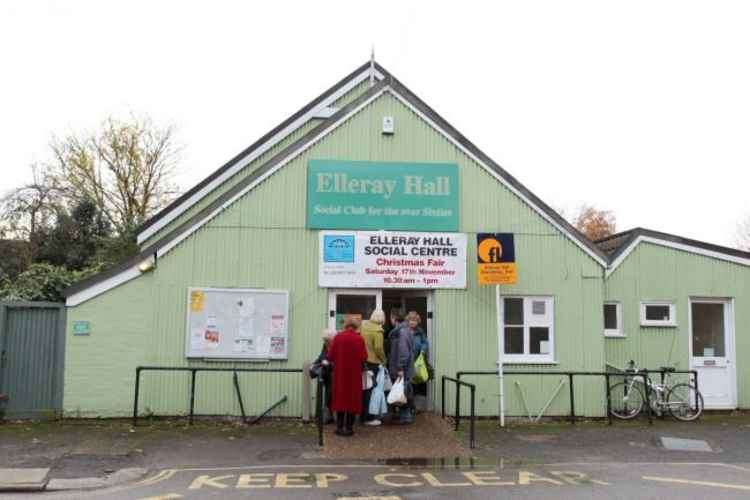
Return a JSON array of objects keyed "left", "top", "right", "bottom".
[{"left": 185, "top": 288, "right": 289, "bottom": 360}]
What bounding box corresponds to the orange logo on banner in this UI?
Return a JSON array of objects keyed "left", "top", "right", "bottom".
[{"left": 477, "top": 234, "right": 517, "bottom": 285}]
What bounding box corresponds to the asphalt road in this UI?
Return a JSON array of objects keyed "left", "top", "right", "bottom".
[{"left": 7, "top": 461, "right": 750, "bottom": 499}]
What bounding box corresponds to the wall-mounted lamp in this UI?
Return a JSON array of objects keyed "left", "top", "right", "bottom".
[{"left": 138, "top": 255, "right": 157, "bottom": 273}]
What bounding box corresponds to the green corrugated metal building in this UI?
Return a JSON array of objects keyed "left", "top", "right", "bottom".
[{"left": 62, "top": 61, "right": 750, "bottom": 419}]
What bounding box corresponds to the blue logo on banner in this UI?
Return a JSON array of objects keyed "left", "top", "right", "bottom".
[{"left": 324, "top": 235, "right": 355, "bottom": 262}]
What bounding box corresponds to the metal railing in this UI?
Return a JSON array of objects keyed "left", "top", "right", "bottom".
[
  {"left": 456, "top": 368, "right": 699, "bottom": 425},
  {"left": 132, "top": 366, "right": 303, "bottom": 426},
  {"left": 441, "top": 375, "right": 476, "bottom": 448}
]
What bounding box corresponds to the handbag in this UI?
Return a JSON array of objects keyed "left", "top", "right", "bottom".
[
  {"left": 412, "top": 352, "right": 429, "bottom": 384},
  {"left": 387, "top": 376, "right": 407, "bottom": 405}
]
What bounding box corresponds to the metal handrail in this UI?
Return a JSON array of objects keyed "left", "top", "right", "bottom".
[
  {"left": 441, "top": 375, "right": 476, "bottom": 449},
  {"left": 132, "top": 365, "right": 303, "bottom": 426},
  {"left": 456, "top": 368, "right": 699, "bottom": 425}
]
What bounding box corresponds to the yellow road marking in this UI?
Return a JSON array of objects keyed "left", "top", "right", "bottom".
[
  {"left": 136, "top": 469, "right": 177, "bottom": 486},
  {"left": 138, "top": 494, "right": 183, "bottom": 500},
  {"left": 643, "top": 476, "right": 750, "bottom": 491}
]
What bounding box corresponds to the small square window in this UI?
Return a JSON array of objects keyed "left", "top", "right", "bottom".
[
  {"left": 640, "top": 302, "right": 676, "bottom": 327},
  {"left": 603, "top": 302, "right": 622, "bottom": 336},
  {"left": 532, "top": 300, "right": 546, "bottom": 315}
]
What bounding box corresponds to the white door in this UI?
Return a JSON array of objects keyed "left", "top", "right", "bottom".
[
  {"left": 328, "top": 289, "right": 382, "bottom": 331},
  {"left": 399, "top": 291, "right": 435, "bottom": 411},
  {"left": 689, "top": 298, "right": 736, "bottom": 409}
]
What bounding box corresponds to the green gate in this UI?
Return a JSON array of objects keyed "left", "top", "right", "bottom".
[{"left": 0, "top": 302, "right": 65, "bottom": 420}]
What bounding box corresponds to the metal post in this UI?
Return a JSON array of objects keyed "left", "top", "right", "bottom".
[
  {"left": 455, "top": 380, "right": 461, "bottom": 431},
  {"left": 642, "top": 373, "right": 652, "bottom": 425},
  {"left": 302, "top": 361, "right": 311, "bottom": 422},
  {"left": 233, "top": 371, "right": 247, "bottom": 423},
  {"left": 189, "top": 369, "right": 197, "bottom": 425},
  {"left": 441, "top": 376, "right": 446, "bottom": 418},
  {"left": 692, "top": 370, "right": 699, "bottom": 413},
  {"left": 568, "top": 373, "right": 575, "bottom": 424},
  {"left": 605, "top": 373, "right": 612, "bottom": 425},
  {"left": 470, "top": 385, "right": 476, "bottom": 449},
  {"left": 316, "top": 378, "right": 324, "bottom": 447},
  {"left": 132, "top": 367, "right": 141, "bottom": 427}
]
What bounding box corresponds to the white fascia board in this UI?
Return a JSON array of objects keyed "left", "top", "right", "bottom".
[
  {"left": 65, "top": 266, "right": 141, "bottom": 307},
  {"left": 387, "top": 92, "right": 608, "bottom": 268},
  {"left": 136, "top": 69, "right": 385, "bottom": 245},
  {"left": 605, "top": 235, "right": 750, "bottom": 277}
]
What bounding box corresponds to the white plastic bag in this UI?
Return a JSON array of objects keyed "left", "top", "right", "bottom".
[
  {"left": 362, "top": 369, "right": 373, "bottom": 390},
  {"left": 387, "top": 376, "right": 407, "bottom": 405},
  {"left": 383, "top": 368, "right": 393, "bottom": 391}
]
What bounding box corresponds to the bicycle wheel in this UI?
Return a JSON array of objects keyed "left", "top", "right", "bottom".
[
  {"left": 667, "top": 383, "right": 704, "bottom": 421},
  {"left": 609, "top": 382, "right": 644, "bottom": 419}
]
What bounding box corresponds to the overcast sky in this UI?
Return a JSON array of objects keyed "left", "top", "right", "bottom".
[{"left": 2, "top": 1, "right": 749, "bottom": 246}]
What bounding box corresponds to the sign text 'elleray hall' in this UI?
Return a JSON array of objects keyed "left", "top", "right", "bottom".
[{"left": 306, "top": 160, "right": 459, "bottom": 231}]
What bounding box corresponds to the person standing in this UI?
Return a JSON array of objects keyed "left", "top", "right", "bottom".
[
  {"left": 384, "top": 308, "right": 405, "bottom": 361},
  {"left": 388, "top": 311, "right": 416, "bottom": 424},
  {"left": 360, "top": 310, "right": 387, "bottom": 426},
  {"left": 328, "top": 316, "right": 367, "bottom": 436},
  {"left": 310, "top": 329, "right": 336, "bottom": 424}
]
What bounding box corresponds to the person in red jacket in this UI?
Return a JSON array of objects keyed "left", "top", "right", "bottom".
[{"left": 328, "top": 316, "right": 368, "bottom": 436}]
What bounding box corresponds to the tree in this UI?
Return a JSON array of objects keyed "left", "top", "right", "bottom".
[
  {"left": 571, "top": 204, "right": 617, "bottom": 241},
  {"left": 0, "top": 263, "right": 99, "bottom": 302},
  {"left": 36, "top": 199, "right": 111, "bottom": 270},
  {"left": 49, "top": 115, "right": 180, "bottom": 235},
  {"left": 0, "top": 164, "right": 64, "bottom": 257},
  {"left": 736, "top": 214, "right": 750, "bottom": 251}
]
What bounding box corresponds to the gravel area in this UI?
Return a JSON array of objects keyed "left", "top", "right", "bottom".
[{"left": 321, "top": 412, "right": 470, "bottom": 459}]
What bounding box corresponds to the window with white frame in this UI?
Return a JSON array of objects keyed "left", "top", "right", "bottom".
[
  {"left": 604, "top": 302, "right": 623, "bottom": 336},
  {"left": 502, "top": 296, "right": 554, "bottom": 363},
  {"left": 640, "top": 301, "right": 676, "bottom": 327}
]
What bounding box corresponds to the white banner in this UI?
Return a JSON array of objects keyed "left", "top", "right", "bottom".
[{"left": 319, "top": 231, "right": 467, "bottom": 289}]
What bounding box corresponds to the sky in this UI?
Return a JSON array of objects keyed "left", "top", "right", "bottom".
[{"left": 1, "top": 0, "right": 749, "bottom": 246}]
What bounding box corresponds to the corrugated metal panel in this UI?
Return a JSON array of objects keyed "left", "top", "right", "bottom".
[
  {"left": 0, "top": 303, "right": 65, "bottom": 419},
  {"left": 605, "top": 242, "right": 750, "bottom": 406},
  {"left": 66, "top": 91, "right": 609, "bottom": 418}
]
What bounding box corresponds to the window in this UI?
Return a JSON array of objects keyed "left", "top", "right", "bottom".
[
  {"left": 640, "top": 301, "right": 676, "bottom": 327},
  {"left": 603, "top": 302, "right": 623, "bottom": 337},
  {"left": 502, "top": 296, "right": 554, "bottom": 363}
]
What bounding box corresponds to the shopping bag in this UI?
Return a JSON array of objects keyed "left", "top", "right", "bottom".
[
  {"left": 362, "top": 369, "right": 373, "bottom": 390},
  {"left": 412, "top": 353, "right": 429, "bottom": 384},
  {"left": 383, "top": 368, "right": 393, "bottom": 391},
  {"left": 387, "top": 376, "right": 407, "bottom": 405}
]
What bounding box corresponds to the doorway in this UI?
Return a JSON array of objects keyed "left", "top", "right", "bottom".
[
  {"left": 689, "top": 298, "right": 736, "bottom": 409},
  {"left": 328, "top": 289, "right": 435, "bottom": 410}
]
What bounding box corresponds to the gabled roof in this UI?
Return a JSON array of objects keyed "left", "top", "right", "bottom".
[
  {"left": 65, "top": 61, "right": 609, "bottom": 306},
  {"left": 597, "top": 227, "right": 750, "bottom": 276},
  {"left": 135, "top": 61, "right": 386, "bottom": 245}
]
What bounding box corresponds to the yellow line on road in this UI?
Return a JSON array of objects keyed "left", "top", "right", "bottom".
[
  {"left": 643, "top": 476, "right": 750, "bottom": 491},
  {"left": 138, "top": 494, "right": 183, "bottom": 500}
]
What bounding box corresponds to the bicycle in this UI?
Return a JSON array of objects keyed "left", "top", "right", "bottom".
[{"left": 609, "top": 360, "right": 704, "bottom": 421}]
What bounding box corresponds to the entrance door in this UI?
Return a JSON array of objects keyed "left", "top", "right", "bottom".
[
  {"left": 689, "top": 298, "right": 736, "bottom": 409},
  {"left": 382, "top": 290, "right": 435, "bottom": 410},
  {"left": 328, "top": 290, "right": 382, "bottom": 331}
]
